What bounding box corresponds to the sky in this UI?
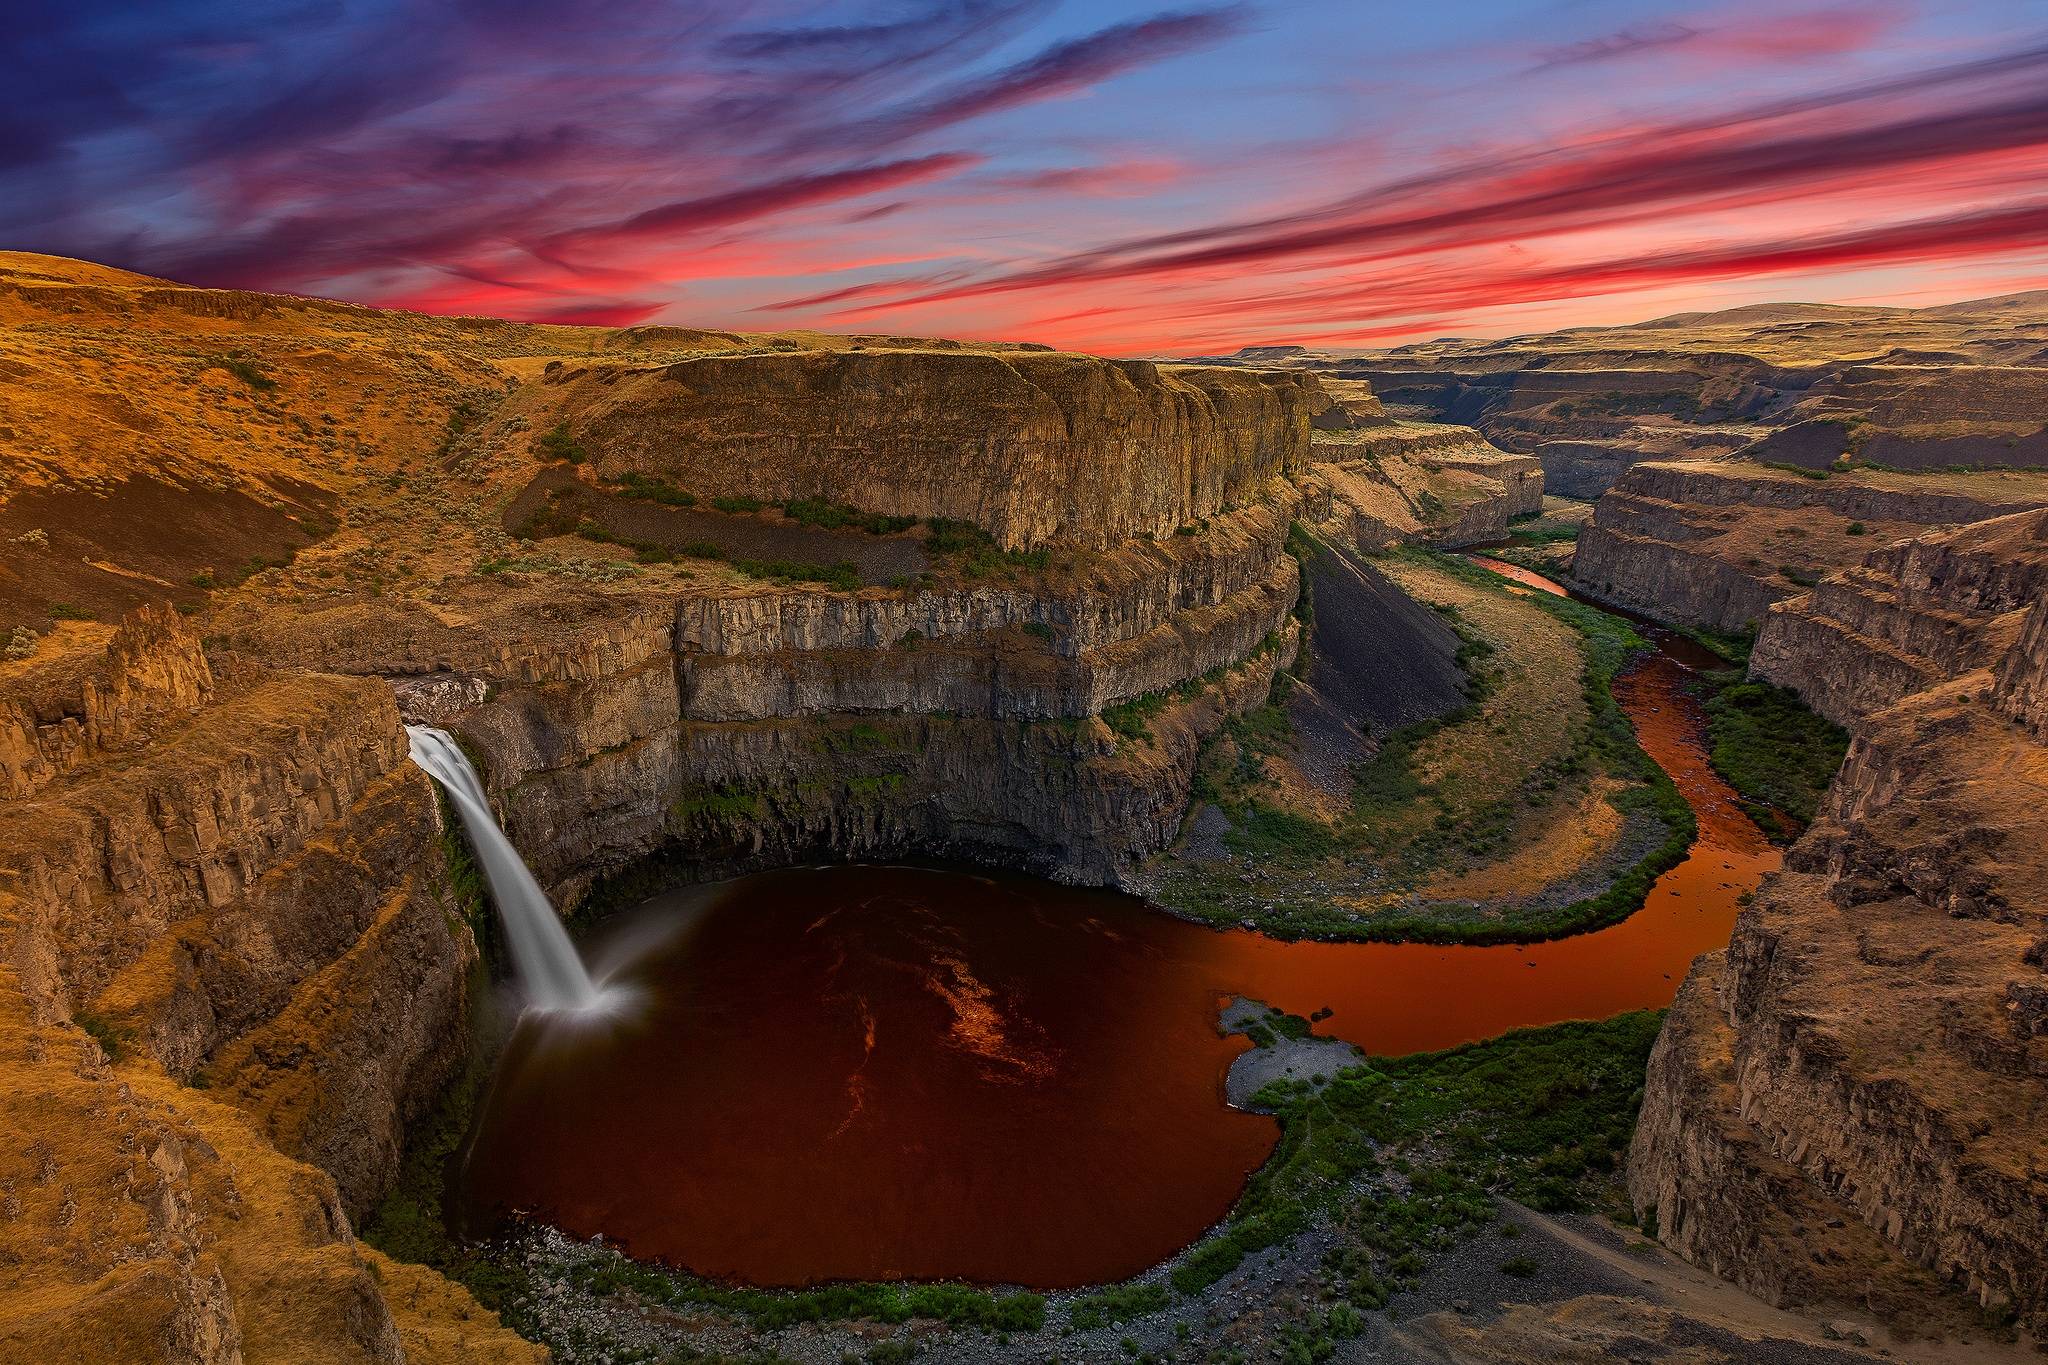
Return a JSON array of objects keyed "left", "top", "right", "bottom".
[{"left": 9, "top": 0, "right": 2048, "bottom": 354}]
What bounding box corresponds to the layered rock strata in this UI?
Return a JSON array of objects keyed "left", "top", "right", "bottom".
[
  {"left": 1202, "top": 291, "right": 2048, "bottom": 497},
  {"left": 231, "top": 495, "right": 1307, "bottom": 899},
  {"left": 1751, "top": 508, "right": 2048, "bottom": 727},
  {"left": 1305, "top": 421, "right": 1542, "bottom": 549},
  {"left": 529, "top": 349, "right": 1323, "bottom": 550},
  {"left": 1630, "top": 514, "right": 2048, "bottom": 1335},
  {"left": 1571, "top": 459, "right": 2048, "bottom": 633}
]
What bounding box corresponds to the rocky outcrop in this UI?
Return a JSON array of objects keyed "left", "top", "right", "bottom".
[
  {"left": 1306, "top": 422, "right": 1542, "bottom": 549},
  {"left": 1751, "top": 508, "right": 2048, "bottom": 727},
  {"left": 0, "top": 608, "right": 534, "bottom": 1363},
  {"left": 1630, "top": 677, "right": 2048, "bottom": 1333},
  {"left": 1572, "top": 459, "right": 2048, "bottom": 634},
  {"left": 1631, "top": 506, "right": 2048, "bottom": 1334},
  {"left": 0, "top": 611, "right": 471, "bottom": 1218},
  {"left": 0, "top": 605, "right": 214, "bottom": 799},
  {"left": 1996, "top": 594, "right": 2048, "bottom": 741},
  {"left": 529, "top": 349, "right": 1323, "bottom": 550}
]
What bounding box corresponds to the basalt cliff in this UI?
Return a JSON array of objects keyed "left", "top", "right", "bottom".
[{"left": 1628, "top": 511, "right": 2048, "bottom": 1337}]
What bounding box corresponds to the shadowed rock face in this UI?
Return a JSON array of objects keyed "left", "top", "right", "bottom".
[{"left": 540, "top": 349, "right": 1323, "bottom": 550}]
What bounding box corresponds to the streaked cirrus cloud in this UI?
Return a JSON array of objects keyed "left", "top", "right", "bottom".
[{"left": 9, "top": 0, "right": 2046, "bottom": 351}]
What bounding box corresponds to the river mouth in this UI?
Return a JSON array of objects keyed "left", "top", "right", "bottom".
[{"left": 456, "top": 564, "right": 1778, "bottom": 1291}]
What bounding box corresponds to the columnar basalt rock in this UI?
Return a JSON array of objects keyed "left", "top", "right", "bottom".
[{"left": 532, "top": 348, "right": 1324, "bottom": 550}]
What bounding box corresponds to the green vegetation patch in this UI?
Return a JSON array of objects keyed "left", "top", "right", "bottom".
[
  {"left": 782, "top": 495, "right": 917, "bottom": 535},
  {"left": 537, "top": 422, "right": 588, "bottom": 464},
  {"left": 202, "top": 351, "right": 276, "bottom": 391},
  {"left": 1066, "top": 1282, "right": 1173, "bottom": 1331},
  {"left": 924, "top": 516, "right": 1050, "bottom": 578},
  {"left": 72, "top": 1009, "right": 131, "bottom": 1061},
  {"left": 731, "top": 556, "right": 861, "bottom": 592},
  {"left": 616, "top": 471, "right": 696, "bottom": 506},
  {"left": 1101, "top": 1010, "right": 1664, "bottom": 1319},
  {"left": 1702, "top": 678, "right": 1849, "bottom": 831},
  {"left": 670, "top": 786, "right": 767, "bottom": 822}
]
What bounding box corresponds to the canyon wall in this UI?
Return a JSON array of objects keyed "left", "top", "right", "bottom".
[
  {"left": 1305, "top": 422, "right": 1542, "bottom": 549},
  {"left": 1750, "top": 508, "right": 2048, "bottom": 728},
  {"left": 234, "top": 495, "right": 1308, "bottom": 903},
  {"left": 1630, "top": 516, "right": 2048, "bottom": 1336},
  {"left": 1571, "top": 459, "right": 2048, "bottom": 634},
  {"left": 1213, "top": 293, "right": 2048, "bottom": 499},
  {"left": 535, "top": 349, "right": 1323, "bottom": 550},
  {"left": 0, "top": 607, "right": 536, "bottom": 1363}
]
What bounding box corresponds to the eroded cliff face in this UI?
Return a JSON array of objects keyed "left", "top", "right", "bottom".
[
  {"left": 529, "top": 349, "right": 1322, "bottom": 550},
  {"left": 1630, "top": 514, "right": 2048, "bottom": 1334},
  {"left": 1571, "top": 459, "right": 2048, "bottom": 634},
  {"left": 0, "top": 607, "right": 537, "bottom": 1363},
  {"left": 1304, "top": 421, "right": 1543, "bottom": 550},
  {"left": 1751, "top": 508, "right": 2048, "bottom": 728},
  {"left": 231, "top": 493, "right": 1307, "bottom": 902}
]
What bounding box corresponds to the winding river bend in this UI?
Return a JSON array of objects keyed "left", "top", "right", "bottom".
[{"left": 457, "top": 561, "right": 1778, "bottom": 1288}]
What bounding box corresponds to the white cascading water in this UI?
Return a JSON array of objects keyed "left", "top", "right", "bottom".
[{"left": 405, "top": 725, "right": 606, "bottom": 1013}]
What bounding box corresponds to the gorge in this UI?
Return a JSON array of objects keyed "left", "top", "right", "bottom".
[{"left": 2, "top": 254, "right": 2043, "bottom": 1365}]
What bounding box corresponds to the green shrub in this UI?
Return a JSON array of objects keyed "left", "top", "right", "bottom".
[
  {"left": 1066, "top": 1282, "right": 1172, "bottom": 1331},
  {"left": 782, "top": 496, "right": 916, "bottom": 535},
  {"left": 617, "top": 472, "right": 695, "bottom": 506},
  {"left": 734, "top": 557, "right": 861, "bottom": 591},
  {"left": 537, "top": 422, "right": 588, "bottom": 464},
  {"left": 203, "top": 352, "right": 275, "bottom": 390},
  {"left": 73, "top": 1010, "right": 129, "bottom": 1061}
]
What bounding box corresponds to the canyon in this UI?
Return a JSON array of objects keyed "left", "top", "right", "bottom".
[{"left": 3, "top": 252, "right": 2045, "bottom": 1365}]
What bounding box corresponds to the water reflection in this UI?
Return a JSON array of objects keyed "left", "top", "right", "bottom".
[{"left": 459, "top": 573, "right": 1778, "bottom": 1288}]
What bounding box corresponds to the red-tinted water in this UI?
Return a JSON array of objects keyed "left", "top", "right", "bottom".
[{"left": 458, "top": 561, "right": 1778, "bottom": 1288}]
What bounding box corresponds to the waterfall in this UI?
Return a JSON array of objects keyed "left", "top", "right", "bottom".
[{"left": 405, "top": 725, "right": 605, "bottom": 1013}]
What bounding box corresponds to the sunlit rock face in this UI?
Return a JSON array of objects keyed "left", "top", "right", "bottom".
[
  {"left": 536, "top": 348, "right": 1324, "bottom": 550},
  {"left": 1629, "top": 516, "right": 2048, "bottom": 1336},
  {"left": 1750, "top": 507, "right": 2048, "bottom": 728},
  {"left": 1571, "top": 458, "right": 2048, "bottom": 635}
]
